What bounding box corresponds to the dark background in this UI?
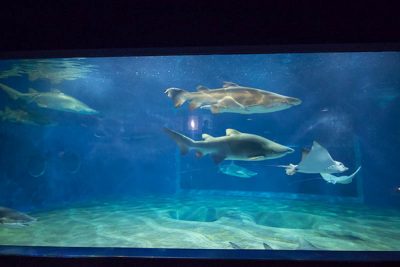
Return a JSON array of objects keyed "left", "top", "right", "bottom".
[{"left": 0, "top": 1, "right": 400, "bottom": 53}]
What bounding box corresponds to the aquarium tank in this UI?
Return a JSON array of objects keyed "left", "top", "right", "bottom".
[{"left": 0, "top": 50, "right": 399, "bottom": 259}]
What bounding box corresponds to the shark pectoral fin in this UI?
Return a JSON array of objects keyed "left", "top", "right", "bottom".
[
  {"left": 210, "top": 105, "right": 220, "bottom": 114},
  {"left": 195, "top": 151, "right": 204, "bottom": 158},
  {"left": 37, "top": 103, "right": 48, "bottom": 108},
  {"left": 200, "top": 105, "right": 211, "bottom": 110},
  {"left": 189, "top": 100, "right": 202, "bottom": 111},
  {"left": 248, "top": 156, "right": 264, "bottom": 161},
  {"left": 236, "top": 171, "right": 250, "bottom": 178},
  {"left": 212, "top": 153, "right": 226, "bottom": 164},
  {"left": 202, "top": 134, "right": 215, "bottom": 140},
  {"left": 174, "top": 98, "right": 186, "bottom": 108}
]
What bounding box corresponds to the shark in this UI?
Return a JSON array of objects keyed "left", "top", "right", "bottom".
[
  {"left": 0, "top": 106, "right": 56, "bottom": 126},
  {"left": 0, "top": 207, "right": 36, "bottom": 226},
  {"left": 278, "top": 141, "right": 348, "bottom": 175},
  {"left": 219, "top": 161, "right": 258, "bottom": 178},
  {"left": 0, "top": 83, "right": 98, "bottom": 115},
  {"left": 164, "top": 127, "right": 294, "bottom": 164},
  {"left": 165, "top": 82, "right": 301, "bottom": 114}
]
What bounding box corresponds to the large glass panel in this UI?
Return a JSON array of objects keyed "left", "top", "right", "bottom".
[{"left": 0, "top": 52, "right": 399, "bottom": 255}]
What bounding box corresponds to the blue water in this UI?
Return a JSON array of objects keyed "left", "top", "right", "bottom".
[{"left": 0, "top": 53, "right": 399, "bottom": 251}]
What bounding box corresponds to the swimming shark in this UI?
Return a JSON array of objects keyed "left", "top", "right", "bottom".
[
  {"left": 0, "top": 83, "right": 98, "bottom": 115},
  {"left": 164, "top": 127, "right": 294, "bottom": 164},
  {"left": 219, "top": 161, "right": 258, "bottom": 178},
  {"left": 0, "top": 106, "right": 56, "bottom": 126},
  {"left": 278, "top": 141, "right": 348, "bottom": 175},
  {"left": 320, "top": 166, "right": 361, "bottom": 184},
  {"left": 0, "top": 207, "right": 36, "bottom": 226},
  {"left": 165, "top": 82, "right": 301, "bottom": 114}
]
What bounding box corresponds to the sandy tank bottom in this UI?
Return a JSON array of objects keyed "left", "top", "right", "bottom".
[{"left": 0, "top": 193, "right": 400, "bottom": 250}]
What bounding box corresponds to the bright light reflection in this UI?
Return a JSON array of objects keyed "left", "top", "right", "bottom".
[{"left": 188, "top": 116, "right": 198, "bottom": 131}]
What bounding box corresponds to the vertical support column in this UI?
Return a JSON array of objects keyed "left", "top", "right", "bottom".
[
  {"left": 174, "top": 114, "right": 184, "bottom": 195},
  {"left": 353, "top": 134, "right": 364, "bottom": 203},
  {"left": 175, "top": 147, "right": 181, "bottom": 194}
]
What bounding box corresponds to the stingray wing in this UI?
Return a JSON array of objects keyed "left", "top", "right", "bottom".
[
  {"left": 297, "top": 141, "right": 335, "bottom": 173},
  {"left": 321, "top": 166, "right": 361, "bottom": 184},
  {"left": 336, "top": 166, "right": 362, "bottom": 184}
]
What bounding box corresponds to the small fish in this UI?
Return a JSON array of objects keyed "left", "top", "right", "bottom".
[
  {"left": 164, "top": 128, "right": 294, "bottom": 164},
  {"left": 0, "top": 207, "right": 36, "bottom": 226},
  {"left": 165, "top": 82, "right": 301, "bottom": 114},
  {"left": 0, "top": 83, "right": 98, "bottom": 115},
  {"left": 219, "top": 162, "right": 258, "bottom": 178}
]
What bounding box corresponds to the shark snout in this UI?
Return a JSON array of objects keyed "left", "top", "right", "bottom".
[
  {"left": 287, "top": 147, "right": 295, "bottom": 153},
  {"left": 286, "top": 97, "right": 302, "bottom": 106},
  {"left": 85, "top": 108, "right": 99, "bottom": 115}
]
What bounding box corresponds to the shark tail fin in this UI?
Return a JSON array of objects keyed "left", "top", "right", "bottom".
[
  {"left": 0, "top": 83, "right": 23, "bottom": 100},
  {"left": 163, "top": 127, "right": 194, "bottom": 155},
  {"left": 164, "top": 87, "right": 188, "bottom": 108}
]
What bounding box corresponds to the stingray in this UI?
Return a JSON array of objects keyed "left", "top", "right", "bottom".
[
  {"left": 278, "top": 141, "right": 348, "bottom": 175},
  {"left": 219, "top": 161, "right": 258, "bottom": 178},
  {"left": 320, "top": 166, "right": 361, "bottom": 184},
  {"left": 229, "top": 242, "right": 242, "bottom": 249},
  {"left": 229, "top": 237, "right": 318, "bottom": 250},
  {"left": 0, "top": 207, "right": 36, "bottom": 226}
]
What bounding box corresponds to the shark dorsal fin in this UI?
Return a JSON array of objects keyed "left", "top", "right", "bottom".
[
  {"left": 28, "top": 88, "right": 38, "bottom": 93},
  {"left": 196, "top": 85, "right": 210, "bottom": 91},
  {"left": 202, "top": 133, "right": 215, "bottom": 140},
  {"left": 223, "top": 81, "right": 239, "bottom": 88},
  {"left": 301, "top": 148, "right": 310, "bottom": 160},
  {"left": 226, "top": 128, "right": 241, "bottom": 136}
]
